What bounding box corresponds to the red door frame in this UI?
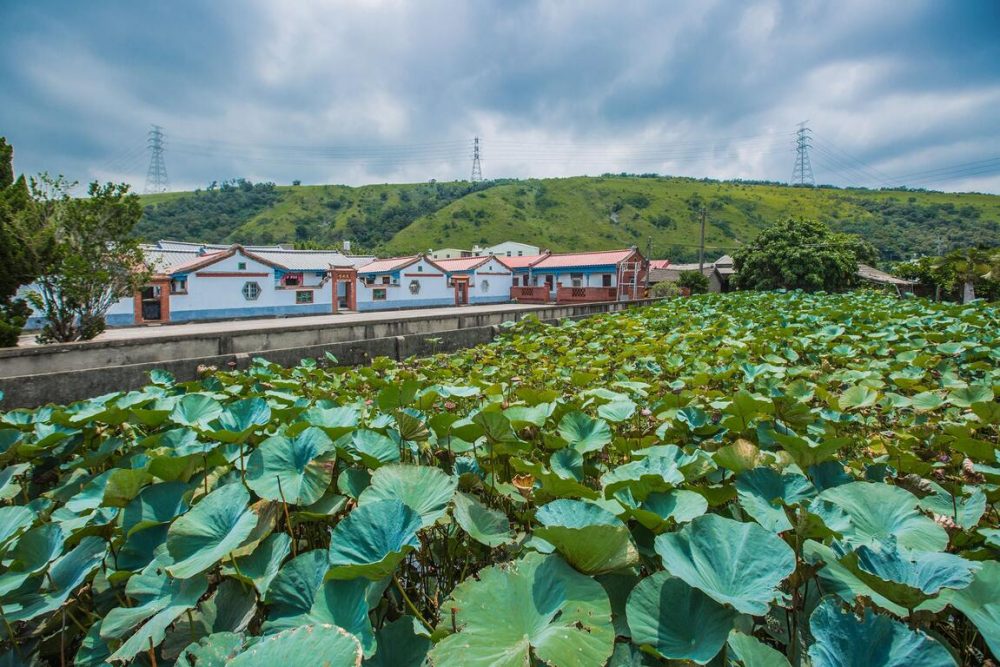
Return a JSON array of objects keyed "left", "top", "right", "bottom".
[{"left": 453, "top": 276, "right": 470, "bottom": 305}]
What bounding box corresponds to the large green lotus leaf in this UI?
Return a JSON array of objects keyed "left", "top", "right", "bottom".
[
  {"left": 327, "top": 499, "right": 421, "bottom": 580},
  {"left": 632, "top": 444, "right": 717, "bottom": 481},
  {"left": 1, "top": 535, "right": 105, "bottom": 623},
  {"left": 843, "top": 541, "right": 978, "bottom": 610},
  {"left": 838, "top": 385, "right": 879, "bottom": 411},
  {"left": 510, "top": 458, "right": 599, "bottom": 500},
  {"left": 0, "top": 524, "right": 63, "bottom": 596},
  {"left": 176, "top": 632, "right": 245, "bottom": 667},
  {"left": 266, "top": 578, "right": 374, "bottom": 657},
  {"left": 535, "top": 499, "right": 639, "bottom": 574},
  {"left": 558, "top": 411, "right": 612, "bottom": 454},
  {"left": 600, "top": 456, "right": 685, "bottom": 499},
  {"left": 623, "top": 489, "right": 708, "bottom": 531},
  {"left": 810, "top": 482, "right": 947, "bottom": 552},
  {"left": 363, "top": 616, "right": 431, "bottom": 667},
  {"left": 102, "top": 559, "right": 210, "bottom": 663},
  {"left": 0, "top": 463, "right": 28, "bottom": 501},
  {"left": 229, "top": 624, "right": 363, "bottom": 667},
  {"left": 598, "top": 398, "right": 637, "bottom": 423},
  {"left": 917, "top": 485, "right": 985, "bottom": 530},
  {"left": 771, "top": 432, "right": 845, "bottom": 468},
  {"left": 357, "top": 464, "right": 457, "bottom": 527},
  {"left": 736, "top": 467, "right": 816, "bottom": 533},
  {"left": 653, "top": 514, "right": 795, "bottom": 615},
  {"left": 222, "top": 532, "right": 291, "bottom": 596},
  {"left": 918, "top": 560, "right": 1000, "bottom": 656},
  {"left": 300, "top": 405, "right": 361, "bottom": 439},
  {"left": 122, "top": 481, "right": 190, "bottom": 537},
  {"left": 808, "top": 596, "right": 955, "bottom": 667},
  {"left": 213, "top": 397, "right": 271, "bottom": 438},
  {"left": 947, "top": 385, "right": 993, "bottom": 408},
  {"left": 597, "top": 572, "right": 638, "bottom": 638},
  {"left": 726, "top": 630, "right": 791, "bottom": 667},
  {"left": 170, "top": 393, "right": 224, "bottom": 427},
  {"left": 452, "top": 491, "right": 514, "bottom": 547},
  {"left": 0, "top": 506, "right": 36, "bottom": 551},
  {"left": 339, "top": 429, "right": 400, "bottom": 468},
  {"left": 246, "top": 427, "right": 335, "bottom": 505},
  {"left": 165, "top": 483, "right": 258, "bottom": 579},
  {"left": 75, "top": 622, "right": 113, "bottom": 667},
  {"left": 626, "top": 571, "right": 736, "bottom": 664},
  {"left": 265, "top": 549, "right": 329, "bottom": 618},
  {"left": 804, "top": 540, "right": 908, "bottom": 616},
  {"left": 428, "top": 552, "right": 614, "bottom": 667}
]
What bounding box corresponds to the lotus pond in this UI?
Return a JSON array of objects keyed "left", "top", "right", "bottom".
[{"left": 1, "top": 290, "right": 1000, "bottom": 666}]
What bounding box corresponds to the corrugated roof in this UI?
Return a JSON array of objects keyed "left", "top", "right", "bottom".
[
  {"left": 433, "top": 256, "right": 492, "bottom": 272},
  {"left": 163, "top": 249, "right": 230, "bottom": 275},
  {"left": 252, "top": 249, "right": 356, "bottom": 271},
  {"left": 533, "top": 249, "right": 637, "bottom": 270},
  {"left": 142, "top": 246, "right": 203, "bottom": 274},
  {"left": 496, "top": 254, "right": 547, "bottom": 269},
  {"left": 857, "top": 264, "right": 917, "bottom": 286},
  {"left": 156, "top": 240, "right": 289, "bottom": 252},
  {"left": 358, "top": 256, "right": 419, "bottom": 274}
]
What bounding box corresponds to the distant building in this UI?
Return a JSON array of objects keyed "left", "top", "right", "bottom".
[
  {"left": 355, "top": 255, "right": 454, "bottom": 311},
  {"left": 429, "top": 248, "right": 475, "bottom": 260},
  {"left": 648, "top": 255, "right": 731, "bottom": 293},
  {"left": 856, "top": 264, "right": 917, "bottom": 295},
  {"left": 476, "top": 241, "right": 541, "bottom": 258},
  {"left": 434, "top": 256, "right": 514, "bottom": 305}
]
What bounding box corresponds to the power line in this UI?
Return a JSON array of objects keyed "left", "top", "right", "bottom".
[
  {"left": 471, "top": 136, "right": 483, "bottom": 183},
  {"left": 792, "top": 122, "right": 815, "bottom": 186},
  {"left": 144, "top": 125, "right": 169, "bottom": 194}
]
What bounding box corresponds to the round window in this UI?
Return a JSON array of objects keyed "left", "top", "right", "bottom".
[
  {"left": 480, "top": 279, "right": 490, "bottom": 293},
  {"left": 242, "top": 281, "right": 261, "bottom": 301},
  {"left": 409, "top": 280, "right": 421, "bottom": 294}
]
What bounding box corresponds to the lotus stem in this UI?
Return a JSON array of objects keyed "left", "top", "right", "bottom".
[{"left": 393, "top": 574, "right": 433, "bottom": 633}]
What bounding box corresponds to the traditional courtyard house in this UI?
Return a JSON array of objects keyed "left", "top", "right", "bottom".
[
  {"left": 433, "top": 256, "right": 514, "bottom": 305},
  {"left": 501, "top": 253, "right": 550, "bottom": 303},
  {"left": 354, "top": 255, "right": 453, "bottom": 311}
]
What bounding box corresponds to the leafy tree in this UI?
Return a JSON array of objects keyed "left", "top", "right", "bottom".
[
  {"left": 678, "top": 270, "right": 709, "bottom": 294},
  {"left": 649, "top": 280, "right": 680, "bottom": 298},
  {"left": 0, "top": 138, "right": 44, "bottom": 346},
  {"left": 26, "top": 177, "right": 149, "bottom": 342},
  {"left": 732, "top": 218, "right": 874, "bottom": 292},
  {"left": 896, "top": 247, "right": 1000, "bottom": 302}
]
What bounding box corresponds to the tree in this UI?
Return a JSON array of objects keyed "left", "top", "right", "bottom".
[
  {"left": 649, "top": 280, "right": 680, "bottom": 298},
  {"left": 897, "top": 247, "right": 1000, "bottom": 302},
  {"left": 678, "top": 270, "right": 709, "bottom": 294},
  {"left": 0, "top": 138, "right": 43, "bottom": 347},
  {"left": 26, "top": 177, "right": 149, "bottom": 342},
  {"left": 731, "top": 218, "right": 874, "bottom": 292}
]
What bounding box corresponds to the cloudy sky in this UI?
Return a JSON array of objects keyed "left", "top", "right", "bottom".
[{"left": 1, "top": 1, "right": 998, "bottom": 193}]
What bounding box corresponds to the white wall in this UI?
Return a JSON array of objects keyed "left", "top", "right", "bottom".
[
  {"left": 469, "top": 259, "right": 513, "bottom": 302},
  {"left": 486, "top": 241, "right": 540, "bottom": 257},
  {"left": 357, "top": 256, "right": 452, "bottom": 310}
]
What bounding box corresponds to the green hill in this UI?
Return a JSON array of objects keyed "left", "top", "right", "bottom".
[{"left": 137, "top": 176, "right": 1000, "bottom": 263}]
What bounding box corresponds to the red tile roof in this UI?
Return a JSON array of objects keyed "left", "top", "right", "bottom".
[
  {"left": 532, "top": 249, "right": 639, "bottom": 270},
  {"left": 357, "top": 256, "right": 419, "bottom": 274},
  {"left": 433, "top": 256, "right": 494, "bottom": 272},
  {"left": 496, "top": 253, "right": 547, "bottom": 269},
  {"left": 649, "top": 259, "right": 671, "bottom": 270}
]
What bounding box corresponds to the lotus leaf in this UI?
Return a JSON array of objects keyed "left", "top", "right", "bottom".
[
  {"left": 428, "top": 552, "right": 614, "bottom": 667},
  {"left": 558, "top": 411, "right": 612, "bottom": 454},
  {"left": 452, "top": 491, "right": 514, "bottom": 547},
  {"left": 845, "top": 541, "right": 978, "bottom": 610},
  {"left": 358, "top": 464, "right": 457, "bottom": 527},
  {"left": 736, "top": 467, "right": 816, "bottom": 533},
  {"left": 165, "top": 483, "right": 259, "bottom": 578},
  {"left": 229, "top": 624, "right": 363, "bottom": 667},
  {"left": 654, "top": 514, "right": 795, "bottom": 615},
  {"left": 246, "top": 427, "right": 336, "bottom": 505},
  {"left": 535, "top": 499, "right": 639, "bottom": 574},
  {"left": 328, "top": 499, "right": 421, "bottom": 579}
]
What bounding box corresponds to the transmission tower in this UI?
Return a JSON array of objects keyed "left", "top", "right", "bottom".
[
  {"left": 792, "top": 122, "right": 815, "bottom": 186},
  {"left": 144, "top": 125, "right": 169, "bottom": 193},
  {"left": 470, "top": 136, "right": 483, "bottom": 183}
]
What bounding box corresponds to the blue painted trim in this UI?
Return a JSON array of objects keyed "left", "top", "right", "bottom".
[
  {"left": 357, "top": 297, "right": 455, "bottom": 312},
  {"left": 170, "top": 303, "right": 332, "bottom": 322},
  {"left": 470, "top": 295, "right": 509, "bottom": 304},
  {"left": 24, "top": 312, "right": 137, "bottom": 330}
]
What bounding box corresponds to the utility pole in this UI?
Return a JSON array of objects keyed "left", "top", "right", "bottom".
[
  {"left": 698, "top": 207, "right": 707, "bottom": 272},
  {"left": 471, "top": 136, "right": 483, "bottom": 183},
  {"left": 144, "top": 125, "right": 169, "bottom": 194},
  {"left": 792, "top": 121, "right": 815, "bottom": 186}
]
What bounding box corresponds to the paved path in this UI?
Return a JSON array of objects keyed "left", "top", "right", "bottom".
[{"left": 19, "top": 303, "right": 544, "bottom": 346}]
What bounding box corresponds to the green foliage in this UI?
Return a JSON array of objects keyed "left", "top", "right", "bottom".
[
  {"left": 25, "top": 176, "right": 149, "bottom": 342},
  {"left": 649, "top": 280, "right": 680, "bottom": 298},
  {"left": 0, "top": 137, "right": 40, "bottom": 347},
  {"left": 678, "top": 269, "right": 709, "bottom": 294},
  {"left": 1, "top": 290, "right": 1000, "bottom": 665},
  {"left": 137, "top": 175, "right": 1000, "bottom": 262},
  {"left": 896, "top": 247, "right": 1000, "bottom": 302},
  {"left": 732, "top": 218, "right": 875, "bottom": 291}
]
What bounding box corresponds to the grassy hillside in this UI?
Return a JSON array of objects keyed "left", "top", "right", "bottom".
[{"left": 138, "top": 176, "right": 1000, "bottom": 263}]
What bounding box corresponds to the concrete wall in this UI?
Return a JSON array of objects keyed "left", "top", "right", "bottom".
[{"left": 0, "top": 299, "right": 659, "bottom": 408}]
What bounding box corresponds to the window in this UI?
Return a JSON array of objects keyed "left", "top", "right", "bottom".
[
  {"left": 170, "top": 277, "right": 187, "bottom": 294},
  {"left": 571, "top": 273, "right": 584, "bottom": 287},
  {"left": 238, "top": 262, "right": 247, "bottom": 270},
  {"left": 283, "top": 273, "right": 301, "bottom": 287},
  {"left": 296, "top": 290, "right": 313, "bottom": 304},
  {"left": 382, "top": 276, "right": 390, "bottom": 285},
  {"left": 242, "top": 281, "right": 261, "bottom": 301},
  {"left": 409, "top": 280, "right": 421, "bottom": 294},
  {"left": 513, "top": 276, "right": 519, "bottom": 287},
  {"left": 373, "top": 288, "right": 387, "bottom": 301},
  {"left": 602, "top": 274, "right": 612, "bottom": 287},
  {"left": 364, "top": 275, "right": 375, "bottom": 285},
  {"left": 481, "top": 279, "right": 490, "bottom": 293},
  {"left": 506, "top": 251, "right": 511, "bottom": 256},
  {"left": 417, "top": 265, "right": 423, "bottom": 272},
  {"left": 518, "top": 251, "right": 523, "bottom": 256}
]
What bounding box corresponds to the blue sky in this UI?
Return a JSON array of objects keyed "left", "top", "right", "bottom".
[{"left": 1, "top": 1, "right": 998, "bottom": 192}]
